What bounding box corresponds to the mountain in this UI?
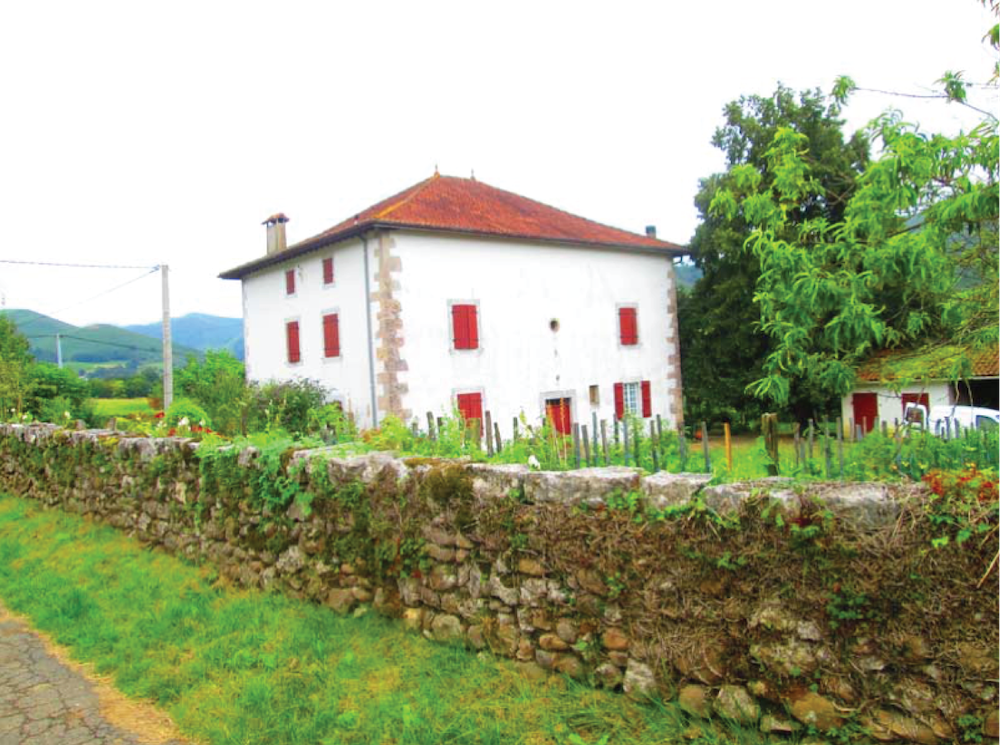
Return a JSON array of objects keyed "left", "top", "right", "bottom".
[
  {"left": 674, "top": 262, "right": 703, "bottom": 288},
  {"left": 2, "top": 309, "right": 201, "bottom": 371},
  {"left": 124, "top": 313, "right": 244, "bottom": 360}
]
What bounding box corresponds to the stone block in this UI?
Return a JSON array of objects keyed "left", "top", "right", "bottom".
[
  {"left": 640, "top": 472, "right": 712, "bottom": 510},
  {"left": 525, "top": 467, "right": 642, "bottom": 506}
]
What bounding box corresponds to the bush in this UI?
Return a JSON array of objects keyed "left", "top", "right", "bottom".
[
  {"left": 165, "top": 398, "right": 212, "bottom": 429},
  {"left": 176, "top": 351, "right": 246, "bottom": 435},
  {"left": 246, "top": 378, "right": 328, "bottom": 435}
]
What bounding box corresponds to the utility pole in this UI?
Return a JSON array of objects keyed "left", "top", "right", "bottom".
[
  {"left": 55, "top": 333, "right": 63, "bottom": 368},
  {"left": 161, "top": 264, "right": 173, "bottom": 410}
]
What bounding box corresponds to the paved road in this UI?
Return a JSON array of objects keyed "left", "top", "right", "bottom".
[{"left": 0, "top": 602, "right": 190, "bottom": 745}]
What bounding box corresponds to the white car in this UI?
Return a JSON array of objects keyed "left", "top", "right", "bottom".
[{"left": 903, "top": 403, "right": 1000, "bottom": 434}]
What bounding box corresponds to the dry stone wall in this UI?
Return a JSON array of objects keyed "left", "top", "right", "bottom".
[{"left": 0, "top": 423, "right": 997, "bottom": 744}]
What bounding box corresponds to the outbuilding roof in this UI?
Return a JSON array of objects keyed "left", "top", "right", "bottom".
[
  {"left": 220, "top": 174, "right": 686, "bottom": 279},
  {"left": 856, "top": 341, "right": 999, "bottom": 382}
]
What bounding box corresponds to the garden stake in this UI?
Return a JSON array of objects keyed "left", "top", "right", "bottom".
[
  {"left": 411, "top": 421, "right": 419, "bottom": 437},
  {"left": 512, "top": 417, "right": 519, "bottom": 442},
  {"left": 426, "top": 412, "right": 436, "bottom": 441},
  {"left": 849, "top": 417, "right": 855, "bottom": 442},
  {"left": 437, "top": 417, "right": 444, "bottom": 437},
  {"left": 622, "top": 418, "right": 630, "bottom": 465},
  {"left": 592, "top": 412, "right": 599, "bottom": 457},
  {"left": 649, "top": 421, "right": 659, "bottom": 472},
  {"left": 793, "top": 423, "right": 800, "bottom": 469},
  {"left": 633, "top": 420, "right": 641, "bottom": 466},
  {"left": 485, "top": 411, "right": 494, "bottom": 456},
  {"left": 656, "top": 414, "right": 663, "bottom": 445},
  {"left": 808, "top": 419, "right": 814, "bottom": 460},
  {"left": 614, "top": 419, "right": 620, "bottom": 446},
  {"left": 701, "top": 421, "right": 711, "bottom": 473},
  {"left": 573, "top": 423, "right": 581, "bottom": 469},
  {"left": 582, "top": 424, "right": 591, "bottom": 466},
  {"left": 600, "top": 419, "right": 609, "bottom": 465},
  {"left": 678, "top": 428, "right": 687, "bottom": 470},
  {"left": 824, "top": 422, "right": 833, "bottom": 478},
  {"left": 494, "top": 421, "right": 502, "bottom": 454},
  {"left": 882, "top": 420, "right": 888, "bottom": 437},
  {"left": 836, "top": 418, "right": 844, "bottom": 479},
  {"left": 724, "top": 421, "right": 732, "bottom": 472},
  {"left": 761, "top": 414, "right": 779, "bottom": 475}
]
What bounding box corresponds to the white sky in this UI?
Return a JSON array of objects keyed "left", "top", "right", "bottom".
[{"left": 0, "top": 0, "right": 995, "bottom": 328}]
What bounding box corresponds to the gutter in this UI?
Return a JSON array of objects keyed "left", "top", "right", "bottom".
[{"left": 360, "top": 232, "right": 379, "bottom": 428}]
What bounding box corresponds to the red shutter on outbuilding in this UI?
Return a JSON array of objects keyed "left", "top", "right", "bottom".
[
  {"left": 322, "top": 257, "right": 334, "bottom": 285},
  {"left": 323, "top": 313, "right": 340, "bottom": 358},
  {"left": 452, "top": 304, "right": 479, "bottom": 350},
  {"left": 614, "top": 382, "right": 624, "bottom": 420},
  {"left": 286, "top": 321, "right": 300, "bottom": 363},
  {"left": 285, "top": 269, "right": 296, "bottom": 295},
  {"left": 641, "top": 380, "right": 652, "bottom": 418},
  {"left": 619, "top": 307, "right": 637, "bottom": 345}
]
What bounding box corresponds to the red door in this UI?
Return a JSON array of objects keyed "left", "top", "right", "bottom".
[
  {"left": 901, "top": 393, "right": 929, "bottom": 419},
  {"left": 852, "top": 392, "right": 878, "bottom": 433},
  {"left": 545, "top": 398, "right": 572, "bottom": 435}
]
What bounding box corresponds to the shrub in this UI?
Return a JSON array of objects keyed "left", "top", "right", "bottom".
[
  {"left": 165, "top": 398, "right": 212, "bottom": 429},
  {"left": 246, "top": 378, "right": 328, "bottom": 435}
]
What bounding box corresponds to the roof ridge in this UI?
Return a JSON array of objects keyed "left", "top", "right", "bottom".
[{"left": 374, "top": 173, "right": 440, "bottom": 221}]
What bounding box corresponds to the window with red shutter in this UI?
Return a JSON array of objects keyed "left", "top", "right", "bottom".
[
  {"left": 614, "top": 382, "right": 625, "bottom": 420},
  {"left": 457, "top": 392, "right": 483, "bottom": 435},
  {"left": 322, "top": 313, "right": 340, "bottom": 358},
  {"left": 286, "top": 321, "right": 300, "bottom": 363},
  {"left": 618, "top": 307, "right": 638, "bottom": 345},
  {"left": 451, "top": 303, "right": 479, "bottom": 350},
  {"left": 322, "top": 257, "right": 334, "bottom": 285},
  {"left": 285, "top": 269, "right": 296, "bottom": 296},
  {"left": 641, "top": 380, "right": 652, "bottom": 418}
]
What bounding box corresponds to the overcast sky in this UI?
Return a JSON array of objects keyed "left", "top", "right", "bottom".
[{"left": 1, "top": 1, "right": 995, "bottom": 328}]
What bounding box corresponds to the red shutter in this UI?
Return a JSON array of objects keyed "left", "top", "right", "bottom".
[
  {"left": 452, "top": 304, "right": 479, "bottom": 350},
  {"left": 323, "top": 313, "right": 340, "bottom": 358},
  {"left": 619, "top": 307, "right": 637, "bottom": 345},
  {"left": 322, "top": 257, "right": 334, "bottom": 285},
  {"left": 457, "top": 392, "right": 483, "bottom": 435},
  {"left": 614, "top": 382, "right": 624, "bottom": 420},
  {"left": 285, "top": 269, "right": 296, "bottom": 295},
  {"left": 641, "top": 380, "right": 652, "bottom": 418},
  {"left": 286, "top": 321, "right": 300, "bottom": 363}
]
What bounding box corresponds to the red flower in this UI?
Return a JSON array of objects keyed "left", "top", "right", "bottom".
[{"left": 154, "top": 411, "right": 165, "bottom": 419}]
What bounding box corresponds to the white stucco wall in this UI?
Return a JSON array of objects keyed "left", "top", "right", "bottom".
[
  {"left": 241, "top": 237, "right": 376, "bottom": 424},
  {"left": 391, "top": 231, "right": 680, "bottom": 436},
  {"left": 240, "top": 229, "right": 683, "bottom": 435},
  {"left": 840, "top": 381, "right": 954, "bottom": 432}
]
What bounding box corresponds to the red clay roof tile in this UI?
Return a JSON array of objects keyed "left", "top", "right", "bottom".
[{"left": 221, "top": 174, "right": 684, "bottom": 279}]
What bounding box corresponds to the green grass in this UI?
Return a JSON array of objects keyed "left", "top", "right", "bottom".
[
  {"left": 91, "top": 398, "right": 155, "bottom": 418},
  {"left": 0, "top": 494, "right": 772, "bottom": 745}
]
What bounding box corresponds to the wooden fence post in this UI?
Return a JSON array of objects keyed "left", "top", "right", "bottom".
[
  {"left": 807, "top": 418, "right": 815, "bottom": 461},
  {"left": 724, "top": 422, "right": 732, "bottom": 472},
  {"left": 512, "top": 417, "right": 519, "bottom": 442},
  {"left": 427, "top": 412, "right": 436, "bottom": 441},
  {"left": 793, "top": 423, "right": 801, "bottom": 469},
  {"left": 622, "top": 418, "right": 630, "bottom": 465},
  {"left": 701, "top": 421, "right": 711, "bottom": 473},
  {"left": 582, "top": 424, "right": 591, "bottom": 466},
  {"left": 762, "top": 413, "right": 779, "bottom": 475},
  {"left": 485, "top": 411, "right": 494, "bottom": 456},
  {"left": 678, "top": 427, "right": 687, "bottom": 470},
  {"left": 650, "top": 421, "right": 659, "bottom": 472},
  {"left": 494, "top": 421, "right": 503, "bottom": 454},
  {"left": 600, "top": 420, "right": 610, "bottom": 465},
  {"left": 592, "top": 412, "right": 599, "bottom": 458},
  {"left": 836, "top": 417, "right": 844, "bottom": 479},
  {"left": 572, "top": 423, "right": 581, "bottom": 470}
]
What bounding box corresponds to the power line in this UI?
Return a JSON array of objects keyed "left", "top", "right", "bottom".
[
  {"left": 0, "top": 259, "right": 158, "bottom": 270},
  {"left": 26, "top": 333, "right": 162, "bottom": 353},
  {"left": 10, "top": 268, "right": 160, "bottom": 332}
]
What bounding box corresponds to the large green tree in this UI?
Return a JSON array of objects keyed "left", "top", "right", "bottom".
[
  {"left": 709, "top": 7, "right": 999, "bottom": 405},
  {"left": 679, "top": 85, "right": 869, "bottom": 428},
  {"left": 0, "top": 316, "right": 34, "bottom": 417}
]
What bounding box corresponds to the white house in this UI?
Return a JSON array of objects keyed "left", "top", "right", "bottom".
[
  {"left": 220, "top": 173, "right": 688, "bottom": 436},
  {"left": 841, "top": 341, "right": 999, "bottom": 432}
]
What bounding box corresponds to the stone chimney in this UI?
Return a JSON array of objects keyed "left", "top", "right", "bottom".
[
  {"left": 645, "top": 225, "right": 657, "bottom": 238},
  {"left": 263, "top": 213, "right": 290, "bottom": 256}
]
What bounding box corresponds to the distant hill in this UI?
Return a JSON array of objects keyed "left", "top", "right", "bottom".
[
  {"left": 124, "top": 313, "right": 244, "bottom": 361},
  {"left": 674, "top": 262, "right": 703, "bottom": 288},
  {"left": 2, "top": 309, "right": 201, "bottom": 371}
]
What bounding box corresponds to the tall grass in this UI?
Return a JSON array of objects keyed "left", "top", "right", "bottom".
[{"left": 0, "top": 495, "right": 773, "bottom": 745}]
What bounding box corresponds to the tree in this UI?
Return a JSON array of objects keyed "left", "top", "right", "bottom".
[
  {"left": 0, "top": 316, "right": 34, "bottom": 417},
  {"left": 710, "top": 13, "right": 999, "bottom": 405},
  {"left": 679, "top": 85, "right": 869, "bottom": 428},
  {"left": 175, "top": 350, "right": 247, "bottom": 435}
]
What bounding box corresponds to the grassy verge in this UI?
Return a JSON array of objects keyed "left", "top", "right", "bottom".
[
  {"left": 0, "top": 495, "right": 771, "bottom": 745},
  {"left": 91, "top": 397, "right": 154, "bottom": 418}
]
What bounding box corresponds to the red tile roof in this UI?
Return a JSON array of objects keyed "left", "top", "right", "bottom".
[
  {"left": 221, "top": 174, "right": 685, "bottom": 279},
  {"left": 857, "top": 341, "right": 999, "bottom": 382}
]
